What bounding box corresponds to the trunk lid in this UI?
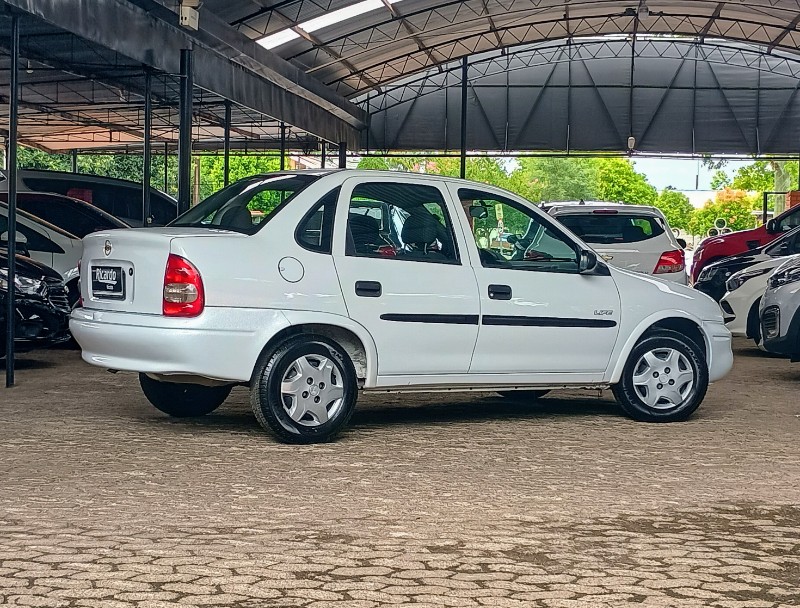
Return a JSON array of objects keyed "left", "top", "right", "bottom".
[{"left": 80, "top": 228, "right": 243, "bottom": 315}]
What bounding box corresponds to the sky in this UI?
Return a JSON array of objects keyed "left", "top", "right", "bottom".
[{"left": 632, "top": 157, "right": 754, "bottom": 207}]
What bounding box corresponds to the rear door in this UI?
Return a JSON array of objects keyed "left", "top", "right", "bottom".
[{"left": 333, "top": 177, "right": 480, "bottom": 377}]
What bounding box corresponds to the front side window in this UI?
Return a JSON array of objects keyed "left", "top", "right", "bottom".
[
  {"left": 557, "top": 212, "right": 666, "bottom": 244},
  {"left": 778, "top": 206, "right": 800, "bottom": 232},
  {"left": 346, "top": 182, "right": 459, "bottom": 263},
  {"left": 459, "top": 188, "right": 579, "bottom": 273},
  {"left": 170, "top": 174, "right": 320, "bottom": 234}
]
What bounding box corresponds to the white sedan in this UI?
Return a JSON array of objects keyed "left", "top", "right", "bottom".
[{"left": 71, "top": 171, "right": 732, "bottom": 443}]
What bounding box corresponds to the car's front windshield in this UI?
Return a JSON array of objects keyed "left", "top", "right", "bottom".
[{"left": 170, "top": 173, "right": 321, "bottom": 234}]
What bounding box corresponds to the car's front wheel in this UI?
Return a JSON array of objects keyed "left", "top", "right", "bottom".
[
  {"left": 139, "top": 374, "right": 232, "bottom": 417},
  {"left": 612, "top": 330, "right": 708, "bottom": 422},
  {"left": 251, "top": 335, "right": 358, "bottom": 444}
]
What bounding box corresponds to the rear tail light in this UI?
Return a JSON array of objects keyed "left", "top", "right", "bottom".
[
  {"left": 163, "top": 254, "right": 204, "bottom": 317},
  {"left": 654, "top": 249, "right": 686, "bottom": 274}
]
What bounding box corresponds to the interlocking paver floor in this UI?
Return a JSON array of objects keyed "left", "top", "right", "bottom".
[{"left": 1, "top": 339, "right": 799, "bottom": 606}]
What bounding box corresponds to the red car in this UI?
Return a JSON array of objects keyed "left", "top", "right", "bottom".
[{"left": 691, "top": 204, "right": 800, "bottom": 282}]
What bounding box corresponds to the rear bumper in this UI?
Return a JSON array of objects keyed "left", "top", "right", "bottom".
[
  {"left": 70, "top": 307, "right": 291, "bottom": 382},
  {"left": 703, "top": 320, "right": 734, "bottom": 383}
]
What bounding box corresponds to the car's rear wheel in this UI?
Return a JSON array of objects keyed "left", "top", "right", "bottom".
[
  {"left": 497, "top": 390, "right": 550, "bottom": 401},
  {"left": 251, "top": 335, "right": 357, "bottom": 444},
  {"left": 612, "top": 330, "right": 708, "bottom": 422},
  {"left": 139, "top": 374, "right": 232, "bottom": 417}
]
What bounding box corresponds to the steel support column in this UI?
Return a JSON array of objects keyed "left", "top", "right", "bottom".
[
  {"left": 321, "top": 141, "right": 326, "bottom": 169},
  {"left": 223, "top": 100, "right": 231, "bottom": 186},
  {"left": 71, "top": 149, "right": 77, "bottom": 173},
  {"left": 5, "top": 14, "right": 19, "bottom": 388},
  {"left": 338, "top": 142, "right": 347, "bottom": 169},
  {"left": 280, "top": 122, "right": 286, "bottom": 171},
  {"left": 178, "top": 48, "right": 193, "bottom": 215},
  {"left": 460, "top": 56, "right": 468, "bottom": 179},
  {"left": 164, "top": 142, "right": 169, "bottom": 194},
  {"left": 142, "top": 71, "right": 152, "bottom": 225}
]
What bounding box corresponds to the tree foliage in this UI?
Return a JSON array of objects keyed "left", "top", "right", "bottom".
[
  {"left": 594, "top": 158, "right": 657, "bottom": 206},
  {"left": 688, "top": 188, "right": 759, "bottom": 236},
  {"left": 656, "top": 188, "right": 694, "bottom": 231}
]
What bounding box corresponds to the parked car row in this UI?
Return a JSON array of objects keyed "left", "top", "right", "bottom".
[{"left": 690, "top": 221, "right": 800, "bottom": 361}]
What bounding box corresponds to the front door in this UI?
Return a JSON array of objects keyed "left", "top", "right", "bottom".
[
  {"left": 333, "top": 177, "right": 480, "bottom": 377},
  {"left": 449, "top": 186, "right": 621, "bottom": 376}
]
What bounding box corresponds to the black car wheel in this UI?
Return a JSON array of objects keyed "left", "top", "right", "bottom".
[
  {"left": 612, "top": 329, "right": 707, "bottom": 422},
  {"left": 251, "top": 334, "right": 357, "bottom": 444},
  {"left": 139, "top": 373, "right": 232, "bottom": 417}
]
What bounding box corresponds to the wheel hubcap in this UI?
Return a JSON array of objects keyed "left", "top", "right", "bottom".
[
  {"left": 632, "top": 348, "right": 695, "bottom": 409},
  {"left": 281, "top": 355, "right": 345, "bottom": 426}
]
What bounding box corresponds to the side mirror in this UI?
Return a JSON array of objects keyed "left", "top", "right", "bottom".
[
  {"left": 469, "top": 205, "right": 488, "bottom": 219},
  {"left": 1, "top": 231, "right": 29, "bottom": 256},
  {"left": 676, "top": 238, "right": 687, "bottom": 249},
  {"left": 506, "top": 234, "right": 518, "bottom": 245},
  {"left": 766, "top": 219, "right": 778, "bottom": 234},
  {"left": 578, "top": 250, "right": 598, "bottom": 274}
]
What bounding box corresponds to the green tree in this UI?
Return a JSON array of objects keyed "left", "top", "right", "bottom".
[
  {"left": 514, "top": 157, "right": 598, "bottom": 201},
  {"left": 594, "top": 158, "right": 657, "bottom": 206},
  {"left": 199, "top": 154, "right": 282, "bottom": 199},
  {"left": 730, "top": 161, "right": 774, "bottom": 192},
  {"left": 655, "top": 188, "right": 694, "bottom": 231},
  {"left": 688, "top": 188, "right": 759, "bottom": 236},
  {"left": 710, "top": 170, "right": 730, "bottom": 190}
]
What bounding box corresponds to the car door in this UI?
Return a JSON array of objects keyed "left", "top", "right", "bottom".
[
  {"left": 333, "top": 177, "right": 480, "bottom": 378},
  {"left": 450, "top": 186, "right": 622, "bottom": 376}
]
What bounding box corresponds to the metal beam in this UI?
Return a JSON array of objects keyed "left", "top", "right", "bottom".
[
  {"left": 338, "top": 142, "right": 347, "bottom": 169},
  {"left": 178, "top": 49, "right": 193, "bottom": 215},
  {"left": 142, "top": 70, "right": 152, "bottom": 225},
  {"left": 280, "top": 122, "right": 286, "bottom": 170},
  {"left": 460, "top": 57, "right": 467, "bottom": 179},
  {"left": 5, "top": 13, "right": 19, "bottom": 388},
  {"left": 767, "top": 13, "right": 800, "bottom": 54},
  {"left": 5, "top": 0, "right": 365, "bottom": 147},
  {"left": 223, "top": 100, "right": 231, "bottom": 186}
]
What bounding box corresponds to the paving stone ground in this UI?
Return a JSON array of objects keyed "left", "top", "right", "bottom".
[{"left": 1, "top": 339, "right": 799, "bottom": 606}]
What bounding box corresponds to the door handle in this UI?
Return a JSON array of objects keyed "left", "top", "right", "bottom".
[
  {"left": 355, "top": 281, "right": 382, "bottom": 297},
  {"left": 488, "top": 284, "right": 512, "bottom": 300}
]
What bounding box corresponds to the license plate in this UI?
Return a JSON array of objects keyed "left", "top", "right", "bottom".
[{"left": 91, "top": 265, "right": 125, "bottom": 299}]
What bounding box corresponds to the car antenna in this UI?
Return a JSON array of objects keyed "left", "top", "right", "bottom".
[{"left": 579, "top": 199, "right": 585, "bottom": 205}]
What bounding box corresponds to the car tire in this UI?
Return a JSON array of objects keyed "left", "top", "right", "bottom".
[
  {"left": 251, "top": 334, "right": 358, "bottom": 444},
  {"left": 139, "top": 373, "right": 232, "bottom": 417},
  {"left": 497, "top": 390, "right": 550, "bottom": 401},
  {"left": 612, "top": 329, "right": 708, "bottom": 422}
]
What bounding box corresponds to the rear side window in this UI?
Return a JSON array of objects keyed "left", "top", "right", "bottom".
[
  {"left": 0, "top": 213, "right": 64, "bottom": 254},
  {"left": 296, "top": 189, "right": 339, "bottom": 253},
  {"left": 558, "top": 213, "right": 666, "bottom": 244}
]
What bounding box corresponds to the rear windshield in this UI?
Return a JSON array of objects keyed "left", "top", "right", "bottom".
[
  {"left": 170, "top": 174, "right": 320, "bottom": 234},
  {"left": 558, "top": 213, "right": 666, "bottom": 244}
]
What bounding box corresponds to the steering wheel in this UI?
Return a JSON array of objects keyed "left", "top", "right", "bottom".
[{"left": 523, "top": 249, "right": 553, "bottom": 261}]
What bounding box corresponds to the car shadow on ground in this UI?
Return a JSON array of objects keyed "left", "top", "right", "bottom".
[
  {"left": 0, "top": 357, "right": 59, "bottom": 371},
  {"left": 143, "top": 393, "right": 620, "bottom": 438},
  {"left": 349, "top": 395, "right": 619, "bottom": 428},
  {"left": 735, "top": 346, "right": 788, "bottom": 359}
]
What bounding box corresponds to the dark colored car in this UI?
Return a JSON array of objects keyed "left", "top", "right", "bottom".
[
  {"left": 0, "top": 249, "right": 70, "bottom": 358},
  {"left": 1, "top": 169, "right": 178, "bottom": 226},
  {"left": 0, "top": 192, "right": 129, "bottom": 238},
  {"left": 691, "top": 203, "right": 800, "bottom": 282},
  {"left": 694, "top": 225, "right": 800, "bottom": 301}
]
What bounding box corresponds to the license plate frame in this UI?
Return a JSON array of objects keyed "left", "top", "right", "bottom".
[{"left": 91, "top": 265, "right": 125, "bottom": 300}]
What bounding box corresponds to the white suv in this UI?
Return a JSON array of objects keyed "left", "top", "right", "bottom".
[
  {"left": 546, "top": 202, "right": 687, "bottom": 283},
  {"left": 760, "top": 254, "right": 800, "bottom": 361},
  {"left": 71, "top": 171, "right": 733, "bottom": 443}
]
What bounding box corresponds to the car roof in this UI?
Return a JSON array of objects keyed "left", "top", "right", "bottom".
[
  {"left": 546, "top": 202, "right": 664, "bottom": 217},
  {"left": 3, "top": 169, "right": 176, "bottom": 201}
]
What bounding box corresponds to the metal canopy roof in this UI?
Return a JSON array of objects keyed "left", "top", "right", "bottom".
[
  {"left": 217, "top": 0, "right": 800, "bottom": 99},
  {"left": 357, "top": 36, "right": 800, "bottom": 154},
  {"left": 3, "top": 1, "right": 800, "bottom": 154}
]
